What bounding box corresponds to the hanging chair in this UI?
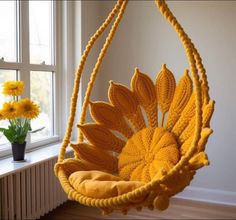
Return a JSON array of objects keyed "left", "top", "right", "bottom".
[{"left": 55, "top": 0, "right": 215, "bottom": 215}]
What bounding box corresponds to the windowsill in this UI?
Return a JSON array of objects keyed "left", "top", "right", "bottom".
[
  {"left": 0, "top": 136, "right": 61, "bottom": 158},
  {"left": 0, "top": 141, "right": 73, "bottom": 178}
]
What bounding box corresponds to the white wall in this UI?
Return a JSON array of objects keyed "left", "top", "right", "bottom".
[
  {"left": 72, "top": 0, "right": 106, "bottom": 132},
  {"left": 78, "top": 1, "right": 236, "bottom": 205}
]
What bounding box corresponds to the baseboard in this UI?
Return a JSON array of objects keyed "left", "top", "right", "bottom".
[{"left": 175, "top": 186, "right": 236, "bottom": 206}]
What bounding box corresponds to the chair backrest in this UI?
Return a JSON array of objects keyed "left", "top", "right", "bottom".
[{"left": 57, "top": 0, "right": 210, "bottom": 176}]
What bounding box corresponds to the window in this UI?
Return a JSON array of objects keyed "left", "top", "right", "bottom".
[{"left": 0, "top": 1, "right": 61, "bottom": 155}]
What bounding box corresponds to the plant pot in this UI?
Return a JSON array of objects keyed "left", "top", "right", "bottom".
[{"left": 11, "top": 142, "right": 26, "bottom": 161}]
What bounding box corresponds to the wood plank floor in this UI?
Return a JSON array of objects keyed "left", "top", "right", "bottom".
[{"left": 40, "top": 198, "right": 236, "bottom": 219}]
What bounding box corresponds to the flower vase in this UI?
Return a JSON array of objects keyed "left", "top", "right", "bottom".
[{"left": 11, "top": 142, "right": 26, "bottom": 161}]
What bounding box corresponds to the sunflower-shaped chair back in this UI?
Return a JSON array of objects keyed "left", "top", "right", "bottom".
[{"left": 55, "top": 0, "right": 215, "bottom": 215}]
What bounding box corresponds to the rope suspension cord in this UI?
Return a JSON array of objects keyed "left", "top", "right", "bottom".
[
  {"left": 57, "top": 0, "right": 126, "bottom": 163},
  {"left": 78, "top": 0, "right": 128, "bottom": 143},
  {"left": 192, "top": 44, "right": 210, "bottom": 105}
]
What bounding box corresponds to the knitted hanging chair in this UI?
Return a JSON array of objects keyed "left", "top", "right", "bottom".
[{"left": 55, "top": 0, "right": 215, "bottom": 215}]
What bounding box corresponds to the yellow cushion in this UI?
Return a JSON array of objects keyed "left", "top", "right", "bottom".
[
  {"left": 69, "top": 170, "right": 144, "bottom": 199},
  {"left": 118, "top": 127, "right": 180, "bottom": 182}
]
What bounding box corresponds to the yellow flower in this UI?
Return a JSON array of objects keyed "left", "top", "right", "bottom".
[
  {"left": 1, "top": 101, "right": 21, "bottom": 120},
  {"left": 2, "top": 81, "right": 25, "bottom": 96},
  {"left": 0, "top": 110, "right": 5, "bottom": 120},
  {"left": 18, "top": 98, "right": 40, "bottom": 119}
]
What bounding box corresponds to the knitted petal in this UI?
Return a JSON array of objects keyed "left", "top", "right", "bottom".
[
  {"left": 202, "top": 100, "right": 215, "bottom": 128},
  {"left": 171, "top": 92, "right": 196, "bottom": 137},
  {"left": 71, "top": 143, "right": 118, "bottom": 173},
  {"left": 89, "top": 101, "right": 133, "bottom": 138},
  {"left": 179, "top": 100, "right": 215, "bottom": 145},
  {"left": 108, "top": 81, "right": 138, "bottom": 115},
  {"left": 150, "top": 127, "right": 166, "bottom": 149},
  {"left": 180, "top": 137, "right": 191, "bottom": 155},
  {"left": 188, "top": 152, "right": 209, "bottom": 170},
  {"left": 141, "top": 127, "right": 156, "bottom": 151},
  {"left": 197, "top": 128, "right": 213, "bottom": 152},
  {"left": 78, "top": 123, "right": 125, "bottom": 153},
  {"left": 58, "top": 158, "right": 104, "bottom": 176},
  {"left": 156, "top": 64, "right": 176, "bottom": 114},
  {"left": 201, "top": 82, "right": 210, "bottom": 106},
  {"left": 131, "top": 68, "right": 156, "bottom": 107},
  {"left": 108, "top": 81, "right": 146, "bottom": 131},
  {"left": 166, "top": 70, "right": 193, "bottom": 130},
  {"left": 131, "top": 68, "right": 157, "bottom": 127},
  {"left": 180, "top": 128, "right": 213, "bottom": 155}
]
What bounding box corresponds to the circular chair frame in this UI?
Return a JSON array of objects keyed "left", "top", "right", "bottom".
[{"left": 55, "top": 0, "right": 212, "bottom": 213}]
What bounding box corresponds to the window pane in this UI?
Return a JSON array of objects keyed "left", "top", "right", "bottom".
[
  {"left": 30, "top": 71, "right": 53, "bottom": 142},
  {"left": 0, "top": 1, "right": 17, "bottom": 62},
  {"left": 0, "top": 70, "right": 17, "bottom": 147},
  {"left": 29, "top": 1, "right": 53, "bottom": 65}
]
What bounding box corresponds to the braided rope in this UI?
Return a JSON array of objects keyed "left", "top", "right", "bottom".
[
  {"left": 57, "top": 0, "right": 125, "bottom": 163},
  {"left": 78, "top": 0, "right": 128, "bottom": 143},
  {"left": 192, "top": 44, "right": 210, "bottom": 103}
]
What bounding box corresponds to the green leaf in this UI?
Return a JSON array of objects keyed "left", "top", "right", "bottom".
[
  {"left": 0, "top": 128, "right": 6, "bottom": 132},
  {"left": 17, "top": 134, "right": 27, "bottom": 144},
  {"left": 23, "top": 121, "right": 30, "bottom": 132},
  {"left": 0, "top": 120, "right": 33, "bottom": 143},
  {"left": 3, "top": 129, "right": 16, "bottom": 143}
]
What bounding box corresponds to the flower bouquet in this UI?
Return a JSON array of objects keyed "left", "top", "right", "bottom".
[{"left": 0, "top": 81, "right": 43, "bottom": 161}]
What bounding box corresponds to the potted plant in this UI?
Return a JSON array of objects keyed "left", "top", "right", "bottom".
[{"left": 0, "top": 80, "right": 43, "bottom": 161}]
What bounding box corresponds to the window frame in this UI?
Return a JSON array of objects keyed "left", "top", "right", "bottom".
[{"left": 0, "top": 0, "right": 64, "bottom": 157}]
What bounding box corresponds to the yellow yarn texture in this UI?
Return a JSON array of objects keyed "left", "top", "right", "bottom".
[
  {"left": 118, "top": 127, "right": 180, "bottom": 183},
  {"left": 54, "top": 0, "right": 215, "bottom": 215},
  {"left": 69, "top": 170, "right": 144, "bottom": 199}
]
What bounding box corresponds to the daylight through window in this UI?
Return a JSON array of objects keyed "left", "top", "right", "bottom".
[{"left": 0, "top": 1, "right": 59, "bottom": 154}]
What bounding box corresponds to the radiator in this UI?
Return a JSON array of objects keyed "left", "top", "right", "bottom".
[{"left": 0, "top": 157, "right": 68, "bottom": 220}]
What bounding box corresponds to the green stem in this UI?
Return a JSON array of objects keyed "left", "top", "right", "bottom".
[{"left": 9, "top": 119, "right": 13, "bottom": 126}]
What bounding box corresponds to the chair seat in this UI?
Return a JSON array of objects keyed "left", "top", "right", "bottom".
[{"left": 69, "top": 170, "right": 144, "bottom": 199}]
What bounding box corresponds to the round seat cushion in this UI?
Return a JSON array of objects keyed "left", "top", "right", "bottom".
[
  {"left": 69, "top": 170, "right": 144, "bottom": 199},
  {"left": 118, "top": 127, "right": 180, "bottom": 182}
]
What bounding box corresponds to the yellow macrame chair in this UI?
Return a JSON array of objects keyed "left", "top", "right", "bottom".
[{"left": 55, "top": 0, "right": 215, "bottom": 215}]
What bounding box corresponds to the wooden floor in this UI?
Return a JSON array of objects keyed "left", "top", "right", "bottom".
[{"left": 40, "top": 198, "right": 236, "bottom": 219}]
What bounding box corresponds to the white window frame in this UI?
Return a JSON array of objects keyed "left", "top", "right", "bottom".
[{"left": 0, "top": 0, "right": 66, "bottom": 157}]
